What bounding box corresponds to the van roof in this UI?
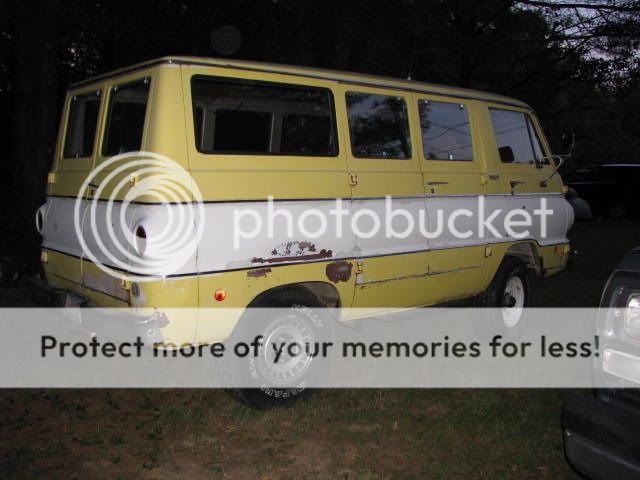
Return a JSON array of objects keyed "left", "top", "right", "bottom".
[{"left": 71, "top": 56, "right": 531, "bottom": 109}]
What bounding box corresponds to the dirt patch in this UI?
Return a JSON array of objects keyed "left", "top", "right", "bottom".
[{"left": 2, "top": 219, "right": 637, "bottom": 478}]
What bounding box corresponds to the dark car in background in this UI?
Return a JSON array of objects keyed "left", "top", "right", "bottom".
[
  {"left": 564, "top": 164, "right": 640, "bottom": 220},
  {"left": 562, "top": 247, "right": 640, "bottom": 479}
]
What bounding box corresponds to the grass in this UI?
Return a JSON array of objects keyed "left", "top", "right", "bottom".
[{"left": 0, "top": 218, "right": 639, "bottom": 478}]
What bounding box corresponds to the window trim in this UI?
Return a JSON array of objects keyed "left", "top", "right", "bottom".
[
  {"left": 345, "top": 91, "right": 412, "bottom": 160},
  {"left": 62, "top": 89, "right": 102, "bottom": 160},
  {"left": 190, "top": 75, "right": 339, "bottom": 157},
  {"left": 418, "top": 98, "right": 474, "bottom": 162},
  {"left": 101, "top": 77, "right": 151, "bottom": 157},
  {"left": 524, "top": 115, "right": 548, "bottom": 167}
]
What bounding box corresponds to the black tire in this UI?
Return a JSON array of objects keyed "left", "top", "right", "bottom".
[
  {"left": 225, "top": 286, "right": 334, "bottom": 410},
  {"left": 474, "top": 256, "right": 531, "bottom": 337}
]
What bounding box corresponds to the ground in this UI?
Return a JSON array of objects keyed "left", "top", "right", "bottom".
[{"left": 1, "top": 219, "right": 639, "bottom": 479}]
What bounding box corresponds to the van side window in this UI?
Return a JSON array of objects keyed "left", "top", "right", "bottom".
[
  {"left": 102, "top": 79, "right": 150, "bottom": 156},
  {"left": 191, "top": 76, "right": 337, "bottom": 156},
  {"left": 214, "top": 110, "right": 272, "bottom": 152},
  {"left": 346, "top": 92, "right": 411, "bottom": 159},
  {"left": 281, "top": 114, "right": 332, "bottom": 155},
  {"left": 63, "top": 91, "right": 100, "bottom": 158},
  {"left": 419, "top": 100, "right": 473, "bottom": 161},
  {"left": 490, "top": 108, "right": 545, "bottom": 165}
]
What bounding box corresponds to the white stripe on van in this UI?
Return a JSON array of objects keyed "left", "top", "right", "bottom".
[{"left": 40, "top": 194, "right": 573, "bottom": 278}]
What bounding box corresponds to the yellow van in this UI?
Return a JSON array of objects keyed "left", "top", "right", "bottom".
[{"left": 35, "top": 57, "right": 573, "bottom": 403}]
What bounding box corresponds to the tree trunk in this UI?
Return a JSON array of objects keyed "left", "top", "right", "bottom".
[{"left": 9, "top": 0, "right": 58, "bottom": 263}]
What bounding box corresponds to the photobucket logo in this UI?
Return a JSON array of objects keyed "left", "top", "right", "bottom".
[
  {"left": 73, "top": 152, "right": 204, "bottom": 282},
  {"left": 233, "top": 196, "right": 554, "bottom": 249}
]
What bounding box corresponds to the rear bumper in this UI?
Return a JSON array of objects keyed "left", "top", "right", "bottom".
[
  {"left": 562, "top": 392, "right": 640, "bottom": 479},
  {"left": 29, "top": 275, "right": 165, "bottom": 345},
  {"left": 29, "top": 274, "right": 89, "bottom": 307}
]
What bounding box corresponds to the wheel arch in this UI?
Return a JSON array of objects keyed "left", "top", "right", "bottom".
[
  {"left": 503, "top": 241, "right": 543, "bottom": 278},
  {"left": 247, "top": 281, "right": 342, "bottom": 309}
]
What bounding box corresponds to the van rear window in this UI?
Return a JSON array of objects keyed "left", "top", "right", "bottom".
[
  {"left": 63, "top": 91, "right": 100, "bottom": 158},
  {"left": 102, "top": 79, "right": 150, "bottom": 156},
  {"left": 191, "top": 76, "right": 337, "bottom": 156}
]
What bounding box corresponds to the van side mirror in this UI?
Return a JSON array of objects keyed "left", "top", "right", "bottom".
[
  {"left": 540, "top": 132, "right": 576, "bottom": 187},
  {"left": 561, "top": 132, "right": 576, "bottom": 157},
  {"left": 498, "top": 146, "right": 515, "bottom": 163}
]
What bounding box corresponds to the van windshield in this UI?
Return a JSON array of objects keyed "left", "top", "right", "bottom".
[{"left": 191, "top": 76, "right": 337, "bottom": 156}]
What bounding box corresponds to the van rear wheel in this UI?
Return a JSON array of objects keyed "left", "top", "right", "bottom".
[
  {"left": 475, "top": 256, "right": 531, "bottom": 336},
  {"left": 226, "top": 287, "right": 334, "bottom": 410}
]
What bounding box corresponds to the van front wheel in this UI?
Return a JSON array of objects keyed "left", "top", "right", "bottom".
[{"left": 475, "top": 257, "right": 531, "bottom": 335}]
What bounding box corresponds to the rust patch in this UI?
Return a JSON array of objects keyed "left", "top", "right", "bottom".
[
  {"left": 252, "top": 249, "right": 332, "bottom": 264},
  {"left": 253, "top": 241, "right": 332, "bottom": 264},
  {"left": 326, "top": 261, "right": 353, "bottom": 283},
  {"left": 247, "top": 268, "right": 272, "bottom": 278}
]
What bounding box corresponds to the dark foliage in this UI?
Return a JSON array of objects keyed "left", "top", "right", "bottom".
[{"left": 0, "top": 0, "right": 639, "bottom": 263}]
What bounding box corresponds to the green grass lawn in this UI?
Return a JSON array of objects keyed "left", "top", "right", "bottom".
[{"left": 1, "top": 218, "right": 639, "bottom": 479}]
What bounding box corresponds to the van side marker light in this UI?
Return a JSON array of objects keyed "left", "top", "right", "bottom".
[{"left": 214, "top": 289, "right": 227, "bottom": 302}]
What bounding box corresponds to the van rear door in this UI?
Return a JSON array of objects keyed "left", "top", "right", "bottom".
[
  {"left": 78, "top": 75, "right": 152, "bottom": 301},
  {"left": 43, "top": 86, "right": 103, "bottom": 286}
]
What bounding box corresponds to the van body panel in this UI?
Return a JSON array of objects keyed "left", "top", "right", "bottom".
[{"left": 38, "top": 57, "right": 573, "bottom": 345}]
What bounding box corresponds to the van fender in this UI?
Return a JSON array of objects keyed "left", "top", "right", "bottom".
[
  {"left": 247, "top": 281, "right": 341, "bottom": 310},
  {"left": 486, "top": 242, "right": 542, "bottom": 288},
  {"left": 504, "top": 242, "right": 543, "bottom": 278}
]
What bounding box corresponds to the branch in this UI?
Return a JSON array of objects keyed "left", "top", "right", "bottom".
[{"left": 519, "top": 1, "right": 640, "bottom": 12}]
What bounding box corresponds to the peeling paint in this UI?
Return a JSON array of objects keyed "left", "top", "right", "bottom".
[
  {"left": 247, "top": 268, "right": 272, "bottom": 278},
  {"left": 326, "top": 261, "right": 353, "bottom": 283},
  {"left": 253, "top": 241, "right": 332, "bottom": 264},
  {"left": 272, "top": 241, "right": 316, "bottom": 257},
  {"left": 152, "top": 310, "right": 170, "bottom": 328}
]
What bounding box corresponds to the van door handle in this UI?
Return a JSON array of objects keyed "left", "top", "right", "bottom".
[
  {"left": 426, "top": 181, "right": 448, "bottom": 194},
  {"left": 86, "top": 182, "right": 99, "bottom": 197},
  {"left": 509, "top": 180, "right": 525, "bottom": 189}
]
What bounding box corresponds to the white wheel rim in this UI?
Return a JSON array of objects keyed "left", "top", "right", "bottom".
[
  {"left": 502, "top": 276, "right": 525, "bottom": 328},
  {"left": 257, "top": 314, "right": 314, "bottom": 386}
]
